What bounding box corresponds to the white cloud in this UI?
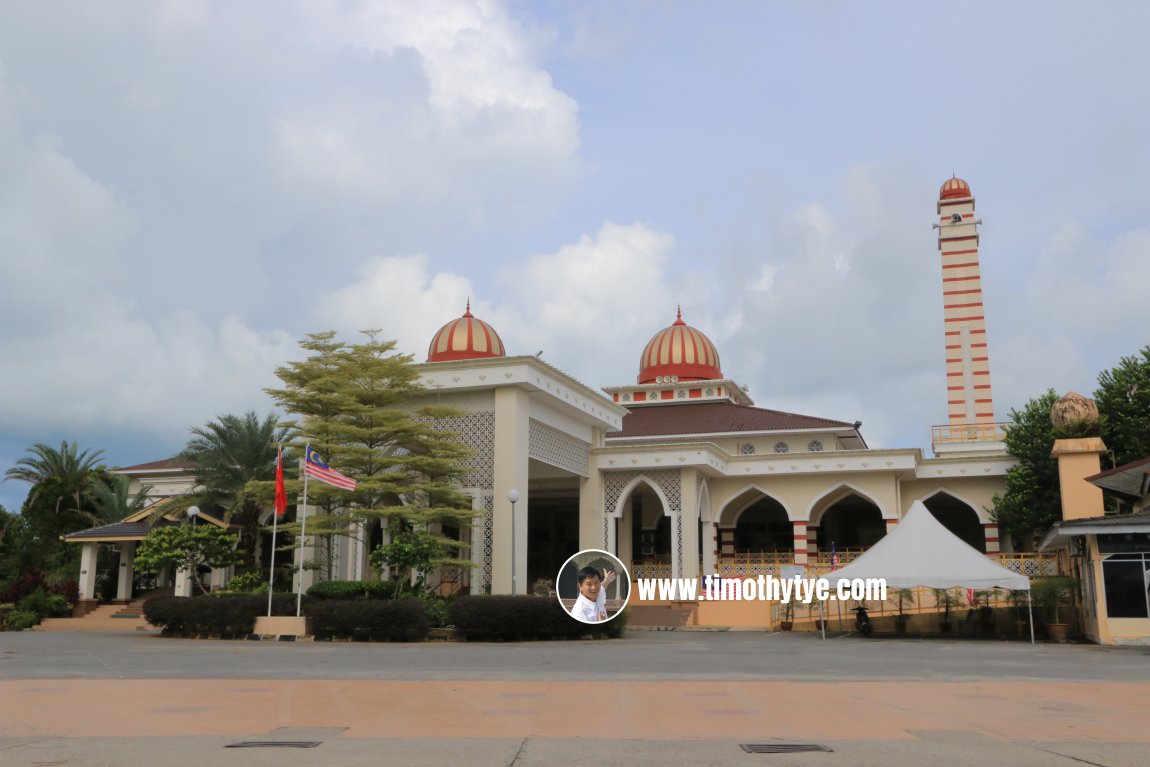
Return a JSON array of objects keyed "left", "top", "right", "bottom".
[{"left": 310, "top": 253, "right": 480, "bottom": 360}]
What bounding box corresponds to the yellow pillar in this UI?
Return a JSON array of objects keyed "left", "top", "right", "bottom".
[{"left": 1051, "top": 438, "right": 1107, "bottom": 521}]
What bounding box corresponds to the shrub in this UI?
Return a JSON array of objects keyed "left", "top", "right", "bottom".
[
  {"left": 18, "top": 588, "right": 71, "bottom": 619},
  {"left": 307, "top": 580, "right": 397, "bottom": 600},
  {"left": 143, "top": 594, "right": 307, "bottom": 635},
  {"left": 7, "top": 609, "right": 39, "bottom": 631},
  {"left": 1, "top": 571, "right": 79, "bottom": 606},
  {"left": 304, "top": 598, "right": 429, "bottom": 641},
  {"left": 224, "top": 572, "right": 269, "bottom": 594},
  {"left": 448, "top": 596, "right": 624, "bottom": 641}
]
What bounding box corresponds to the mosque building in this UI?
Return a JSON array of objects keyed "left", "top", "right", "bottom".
[{"left": 72, "top": 177, "right": 1039, "bottom": 605}]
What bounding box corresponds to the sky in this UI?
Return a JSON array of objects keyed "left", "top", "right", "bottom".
[{"left": 2, "top": 1, "right": 1148, "bottom": 512}]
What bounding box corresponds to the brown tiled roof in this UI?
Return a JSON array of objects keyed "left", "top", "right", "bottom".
[
  {"left": 607, "top": 401, "right": 856, "bottom": 439},
  {"left": 62, "top": 519, "right": 176, "bottom": 541},
  {"left": 114, "top": 458, "right": 195, "bottom": 472}
]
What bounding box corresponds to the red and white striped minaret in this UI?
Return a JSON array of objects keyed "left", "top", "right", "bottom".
[{"left": 937, "top": 176, "right": 995, "bottom": 426}]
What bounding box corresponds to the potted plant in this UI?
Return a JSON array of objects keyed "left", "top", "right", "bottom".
[
  {"left": 894, "top": 588, "right": 915, "bottom": 633},
  {"left": 932, "top": 588, "right": 958, "bottom": 633},
  {"left": 1032, "top": 577, "right": 1076, "bottom": 642},
  {"left": 975, "top": 589, "right": 999, "bottom": 635},
  {"left": 779, "top": 598, "right": 794, "bottom": 631}
]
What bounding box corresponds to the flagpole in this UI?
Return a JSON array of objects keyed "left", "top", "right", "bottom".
[
  {"left": 297, "top": 445, "right": 310, "bottom": 618},
  {"left": 267, "top": 444, "right": 281, "bottom": 618}
]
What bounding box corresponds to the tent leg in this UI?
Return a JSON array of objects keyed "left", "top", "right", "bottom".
[
  {"left": 820, "top": 600, "right": 826, "bottom": 641},
  {"left": 1027, "top": 588, "right": 1035, "bottom": 645}
]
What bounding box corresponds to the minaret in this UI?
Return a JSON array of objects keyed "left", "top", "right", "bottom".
[{"left": 937, "top": 176, "right": 995, "bottom": 428}]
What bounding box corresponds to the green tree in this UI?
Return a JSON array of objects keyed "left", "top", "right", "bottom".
[
  {"left": 90, "top": 475, "right": 152, "bottom": 523},
  {"left": 990, "top": 390, "right": 1063, "bottom": 550},
  {"left": 3, "top": 441, "right": 106, "bottom": 526},
  {"left": 262, "top": 330, "right": 476, "bottom": 581},
  {"left": 177, "top": 411, "right": 290, "bottom": 571},
  {"left": 1095, "top": 346, "right": 1150, "bottom": 468},
  {"left": 134, "top": 525, "right": 242, "bottom": 596},
  {"left": 369, "top": 528, "right": 447, "bottom": 597}
]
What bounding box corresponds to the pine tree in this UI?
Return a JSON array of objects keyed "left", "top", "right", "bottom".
[{"left": 262, "top": 330, "right": 476, "bottom": 583}]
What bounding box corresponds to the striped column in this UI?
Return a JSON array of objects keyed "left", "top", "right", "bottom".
[
  {"left": 806, "top": 526, "right": 818, "bottom": 557},
  {"left": 938, "top": 177, "right": 996, "bottom": 426},
  {"left": 792, "top": 521, "right": 808, "bottom": 565},
  {"left": 983, "top": 523, "right": 1001, "bottom": 554}
]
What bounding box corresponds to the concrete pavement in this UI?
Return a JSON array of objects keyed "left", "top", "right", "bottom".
[{"left": 2, "top": 631, "right": 1149, "bottom": 765}]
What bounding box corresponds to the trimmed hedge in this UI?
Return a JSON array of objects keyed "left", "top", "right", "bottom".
[
  {"left": 306, "top": 580, "right": 398, "bottom": 600},
  {"left": 305, "top": 598, "right": 429, "bottom": 641},
  {"left": 144, "top": 594, "right": 307, "bottom": 635},
  {"left": 448, "top": 596, "right": 626, "bottom": 641}
]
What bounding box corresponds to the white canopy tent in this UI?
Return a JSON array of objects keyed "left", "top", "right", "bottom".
[{"left": 824, "top": 500, "right": 1033, "bottom": 642}]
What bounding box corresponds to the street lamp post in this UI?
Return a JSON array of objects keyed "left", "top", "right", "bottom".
[
  {"left": 187, "top": 506, "right": 199, "bottom": 527},
  {"left": 507, "top": 489, "right": 520, "bottom": 596}
]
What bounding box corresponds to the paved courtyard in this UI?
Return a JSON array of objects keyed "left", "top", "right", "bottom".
[{"left": 2, "top": 630, "right": 1149, "bottom": 765}]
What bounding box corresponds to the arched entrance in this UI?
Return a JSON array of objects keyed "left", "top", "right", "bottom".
[
  {"left": 734, "top": 498, "right": 792, "bottom": 552},
  {"left": 814, "top": 492, "right": 885, "bottom": 552},
  {"left": 922, "top": 492, "right": 986, "bottom": 553}
]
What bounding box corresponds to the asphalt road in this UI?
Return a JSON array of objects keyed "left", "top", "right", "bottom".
[
  {"left": 3, "top": 630, "right": 1150, "bottom": 766},
  {"left": 3, "top": 629, "right": 1149, "bottom": 682}
]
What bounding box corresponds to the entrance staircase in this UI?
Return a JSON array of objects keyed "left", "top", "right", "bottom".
[
  {"left": 626, "top": 602, "right": 697, "bottom": 629},
  {"left": 34, "top": 589, "right": 171, "bottom": 633}
]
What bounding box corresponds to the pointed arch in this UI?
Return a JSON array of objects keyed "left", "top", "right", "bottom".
[
  {"left": 698, "top": 479, "right": 713, "bottom": 524},
  {"left": 716, "top": 484, "right": 795, "bottom": 526},
  {"left": 912, "top": 488, "right": 989, "bottom": 524},
  {"left": 917, "top": 489, "right": 988, "bottom": 553},
  {"left": 610, "top": 475, "right": 672, "bottom": 519},
  {"left": 805, "top": 482, "right": 889, "bottom": 525}
]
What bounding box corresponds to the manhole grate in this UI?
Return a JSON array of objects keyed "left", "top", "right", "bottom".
[
  {"left": 740, "top": 743, "right": 833, "bottom": 754},
  {"left": 225, "top": 741, "right": 322, "bottom": 749}
]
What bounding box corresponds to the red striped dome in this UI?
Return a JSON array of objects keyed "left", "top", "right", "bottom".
[
  {"left": 638, "top": 309, "right": 722, "bottom": 384},
  {"left": 940, "top": 176, "right": 971, "bottom": 200},
  {"left": 427, "top": 303, "right": 505, "bottom": 363}
]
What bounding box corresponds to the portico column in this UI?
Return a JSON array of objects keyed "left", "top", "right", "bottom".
[
  {"left": 792, "top": 521, "right": 808, "bottom": 565},
  {"left": 493, "top": 386, "right": 530, "bottom": 595},
  {"left": 983, "top": 523, "right": 1001, "bottom": 554},
  {"left": 174, "top": 567, "right": 193, "bottom": 597},
  {"left": 115, "top": 542, "right": 136, "bottom": 601},
  {"left": 678, "top": 469, "right": 699, "bottom": 579},
  {"left": 806, "top": 526, "right": 818, "bottom": 558},
  {"left": 886, "top": 518, "right": 899, "bottom": 535},
  {"left": 78, "top": 542, "right": 98, "bottom": 600},
  {"left": 702, "top": 521, "right": 718, "bottom": 576}
]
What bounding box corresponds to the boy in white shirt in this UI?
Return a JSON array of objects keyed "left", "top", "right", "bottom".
[{"left": 570, "top": 565, "right": 616, "bottom": 623}]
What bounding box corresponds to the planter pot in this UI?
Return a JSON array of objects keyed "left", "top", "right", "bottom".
[
  {"left": 895, "top": 619, "right": 907, "bottom": 634},
  {"left": 779, "top": 621, "right": 793, "bottom": 632},
  {"left": 1046, "top": 623, "right": 1069, "bottom": 642},
  {"left": 428, "top": 627, "right": 458, "bottom": 641},
  {"left": 939, "top": 622, "right": 953, "bottom": 634}
]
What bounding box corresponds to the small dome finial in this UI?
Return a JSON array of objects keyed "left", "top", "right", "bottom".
[
  {"left": 674, "top": 305, "right": 684, "bottom": 325},
  {"left": 463, "top": 299, "right": 473, "bottom": 318}
]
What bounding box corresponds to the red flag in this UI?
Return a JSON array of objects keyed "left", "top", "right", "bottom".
[{"left": 274, "top": 446, "right": 287, "bottom": 518}]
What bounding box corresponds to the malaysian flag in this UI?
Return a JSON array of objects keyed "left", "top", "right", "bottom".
[
  {"left": 303, "top": 446, "right": 357, "bottom": 491},
  {"left": 831, "top": 541, "right": 840, "bottom": 569}
]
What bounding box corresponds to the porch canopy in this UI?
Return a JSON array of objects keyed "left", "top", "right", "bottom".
[{"left": 826, "top": 500, "right": 1030, "bottom": 590}]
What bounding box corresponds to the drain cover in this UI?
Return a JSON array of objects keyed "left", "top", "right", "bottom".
[
  {"left": 225, "top": 741, "right": 322, "bottom": 749},
  {"left": 740, "top": 743, "right": 833, "bottom": 754}
]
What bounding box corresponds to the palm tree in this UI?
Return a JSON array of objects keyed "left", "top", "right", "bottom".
[
  {"left": 90, "top": 475, "right": 153, "bottom": 524},
  {"left": 3, "top": 441, "right": 106, "bottom": 525},
  {"left": 178, "top": 412, "right": 290, "bottom": 571}
]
